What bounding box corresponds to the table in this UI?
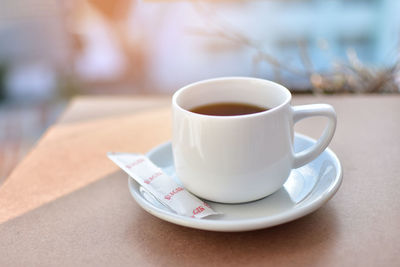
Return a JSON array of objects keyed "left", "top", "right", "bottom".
[{"left": 1, "top": 95, "right": 399, "bottom": 266}]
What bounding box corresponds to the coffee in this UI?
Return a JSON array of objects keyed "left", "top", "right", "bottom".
[
  {"left": 173, "top": 77, "right": 337, "bottom": 203},
  {"left": 190, "top": 102, "right": 268, "bottom": 116}
]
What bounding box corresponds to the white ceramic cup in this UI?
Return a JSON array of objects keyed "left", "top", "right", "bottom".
[{"left": 172, "top": 77, "right": 336, "bottom": 203}]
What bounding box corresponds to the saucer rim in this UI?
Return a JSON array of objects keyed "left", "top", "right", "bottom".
[{"left": 128, "top": 133, "right": 343, "bottom": 232}]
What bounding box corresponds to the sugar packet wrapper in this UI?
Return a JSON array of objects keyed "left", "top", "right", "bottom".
[{"left": 107, "top": 152, "right": 220, "bottom": 219}]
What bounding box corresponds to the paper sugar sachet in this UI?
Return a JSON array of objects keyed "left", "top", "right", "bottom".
[{"left": 107, "top": 152, "right": 219, "bottom": 219}]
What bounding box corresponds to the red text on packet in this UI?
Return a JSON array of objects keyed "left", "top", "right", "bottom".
[
  {"left": 125, "top": 158, "right": 145, "bottom": 169},
  {"left": 164, "top": 187, "right": 184, "bottom": 200},
  {"left": 144, "top": 171, "right": 162, "bottom": 184},
  {"left": 193, "top": 206, "right": 205, "bottom": 215}
]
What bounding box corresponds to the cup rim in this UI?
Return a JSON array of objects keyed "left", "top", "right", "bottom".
[{"left": 172, "top": 77, "right": 292, "bottom": 119}]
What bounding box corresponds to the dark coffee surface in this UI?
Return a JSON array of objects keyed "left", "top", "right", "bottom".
[{"left": 190, "top": 102, "right": 268, "bottom": 116}]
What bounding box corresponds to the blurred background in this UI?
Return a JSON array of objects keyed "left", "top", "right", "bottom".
[{"left": 1, "top": 0, "right": 400, "bottom": 181}]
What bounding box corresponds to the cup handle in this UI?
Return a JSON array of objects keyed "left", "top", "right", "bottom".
[{"left": 292, "top": 104, "right": 337, "bottom": 168}]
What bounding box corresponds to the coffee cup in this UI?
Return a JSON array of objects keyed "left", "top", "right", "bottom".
[{"left": 172, "top": 77, "right": 336, "bottom": 203}]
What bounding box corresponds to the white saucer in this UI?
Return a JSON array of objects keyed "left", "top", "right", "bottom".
[{"left": 128, "top": 133, "right": 343, "bottom": 232}]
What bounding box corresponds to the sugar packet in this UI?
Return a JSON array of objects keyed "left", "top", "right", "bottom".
[{"left": 107, "top": 152, "right": 220, "bottom": 219}]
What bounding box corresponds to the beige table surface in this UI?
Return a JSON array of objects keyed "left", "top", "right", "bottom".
[{"left": 1, "top": 95, "right": 399, "bottom": 266}]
